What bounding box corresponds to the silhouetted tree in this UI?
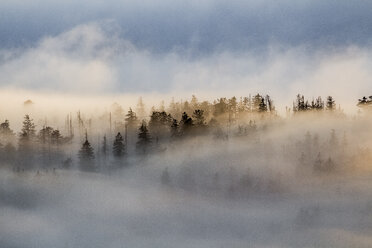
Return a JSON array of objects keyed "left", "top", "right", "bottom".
[
  {"left": 18, "top": 115, "right": 36, "bottom": 167},
  {"left": 125, "top": 108, "right": 138, "bottom": 128},
  {"left": 357, "top": 96, "right": 372, "bottom": 108},
  {"left": 136, "top": 121, "right": 152, "bottom": 154},
  {"left": 113, "top": 132, "right": 125, "bottom": 157},
  {"left": 258, "top": 97, "right": 267, "bottom": 112},
  {"left": 51, "top": 129, "right": 62, "bottom": 145},
  {"left": 326, "top": 96, "right": 336, "bottom": 111},
  {"left": 213, "top": 98, "right": 228, "bottom": 116},
  {"left": 78, "top": 133, "right": 95, "bottom": 171},
  {"left": 170, "top": 118, "right": 179, "bottom": 138},
  {"left": 179, "top": 112, "right": 193, "bottom": 136},
  {"left": 0, "top": 120, "right": 15, "bottom": 142},
  {"left": 149, "top": 111, "right": 173, "bottom": 141}
]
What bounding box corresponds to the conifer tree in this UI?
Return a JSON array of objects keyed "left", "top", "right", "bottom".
[
  {"left": 170, "top": 118, "right": 179, "bottom": 138},
  {"left": 136, "top": 121, "right": 152, "bottom": 154},
  {"left": 0, "top": 120, "right": 15, "bottom": 142},
  {"left": 78, "top": 133, "right": 95, "bottom": 171},
  {"left": 192, "top": 109, "right": 206, "bottom": 126},
  {"left": 326, "top": 96, "right": 336, "bottom": 111},
  {"left": 179, "top": 112, "right": 193, "bottom": 136},
  {"left": 18, "top": 115, "right": 36, "bottom": 167},
  {"left": 113, "top": 132, "right": 125, "bottom": 157}
]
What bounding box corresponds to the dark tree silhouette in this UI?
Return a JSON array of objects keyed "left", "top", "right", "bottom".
[
  {"left": 149, "top": 111, "right": 173, "bottom": 141},
  {"left": 113, "top": 132, "right": 125, "bottom": 157},
  {"left": 18, "top": 115, "right": 36, "bottom": 167},
  {"left": 179, "top": 112, "right": 193, "bottom": 136},
  {"left": 20, "top": 115, "right": 36, "bottom": 141},
  {"left": 78, "top": 133, "right": 95, "bottom": 171},
  {"left": 125, "top": 108, "right": 138, "bottom": 128},
  {"left": 51, "top": 129, "right": 62, "bottom": 145},
  {"left": 136, "top": 121, "right": 152, "bottom": 154},
  {"left": 170, "top": 118, "right": 179, "bottom": 138},
  {"left": 326, "top": 96, "right": 336, "bottom": 111},
  {"left": 0, "top": 120, "right": 15, "bottom": 141}
]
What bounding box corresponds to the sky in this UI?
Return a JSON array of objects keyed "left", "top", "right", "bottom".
[{"left": 0, "top": 0, "right": 372, "bottom": 109}]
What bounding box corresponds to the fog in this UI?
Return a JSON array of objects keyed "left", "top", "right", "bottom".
[
  {"left": 0, "top": 95, "right": 372, "bottom": 247},
  {"left": 1, "top": 23, "right": 372, "bottom": 111},
  {"left": 1, "top": 2, "right": 372, "bottom": 246}
]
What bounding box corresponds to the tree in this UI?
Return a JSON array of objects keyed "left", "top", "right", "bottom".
[
  {"left": 170, "top": 118, "right": 179, "bottom": 138},
  {"left": 0, "top": 120, "right": 15, "bottom": 142},
  {"left": 357, "top": 96, "right": 372, "bottom": 108},
  {"left": 213, "top": 98, "right": 228, "bottom": 116},
  {"left": 51, "top": 129, "right": 62, "bottom": 145},
  {"left": 78, "top": 133, "right": 95, "bottom": 171},
  {"left": 252, "top": 94, "right": 263, "bottom": 112},
  {"left": 326, "top": 96, "right": 336, "bottom": 111},
  {"left": 148, "top": 111, "right": 173, "bottom": 140},
  {"left": 258, "top": 97, "right": 267, "bottom": 112},
  {"left": 18, "top": 115, "right": 36, "bottom": 167},
  {"left": 125, "top": 108, "right": 138, "bottom": 128},
  {"left": 38, "top": 126, "right": 53, "bottom": 144},
  {"left": 113, "top": 132, "right": 125, "bottom": 157},
  {"left": 102, "top": 135, "right": 108, "bottom": 156},
  {"left": 38, "top": 126, "right": 53, "bottom": 166},
  {"left": 136, "top": 121, "right": 152, "bottom": 154},
  {"left": 192, "top": 109, "right": 206, "bottom": 126},
  {"left": 20, "top": 115, "right": 36, "bottom": 141},
  {"left": 179, "top": 112, "right": 193, "bottom": 136}
]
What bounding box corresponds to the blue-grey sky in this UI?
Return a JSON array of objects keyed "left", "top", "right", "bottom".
[
  {"left": 1, "top": 0, "right": 372, "bottom": 54},
  {"left": 0, "top": 0, "right": 372, "bottom": 106}
]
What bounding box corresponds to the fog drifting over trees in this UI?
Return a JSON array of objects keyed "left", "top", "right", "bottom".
[{"left": 0, "top": 94, "right": 372, "bottom": 247}]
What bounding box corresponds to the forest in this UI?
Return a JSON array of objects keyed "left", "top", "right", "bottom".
[{"left": 1, "top": 93, "right": 372, "bottom": 248}]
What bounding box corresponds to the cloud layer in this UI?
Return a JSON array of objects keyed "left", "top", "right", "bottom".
[{"left": 0, "top": 22, "right": 371, "bottom": 112}]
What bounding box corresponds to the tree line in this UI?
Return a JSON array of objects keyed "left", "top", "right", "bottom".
[{"left": 0, "top": 94, "right": 369, "bottom": 172}]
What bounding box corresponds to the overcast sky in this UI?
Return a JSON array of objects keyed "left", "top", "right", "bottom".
[{"left": 0, "top": 0, "right": 372, "bottom": 106}]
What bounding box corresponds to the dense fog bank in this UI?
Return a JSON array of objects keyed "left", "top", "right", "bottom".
[{"left": 0, "top": 96, "right": 372, "bottom": 247}]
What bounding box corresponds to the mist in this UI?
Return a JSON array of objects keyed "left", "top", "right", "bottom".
[
  {"left": 0, "top": 93, "right": 372, "bottom": 247},
  {"left": 1, "top": 1, "right": 372, "bottom": 247}
]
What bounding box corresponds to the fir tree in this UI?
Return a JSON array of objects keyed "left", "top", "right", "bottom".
[
  {"left": 18, "top": 115, "right": 36, "bottom": 167},
  {"left": 78, "top": 133, "right": 95, "bottom": 171},
  {"left": 113, "top": 132, "right": 125, "bottom": 157},
  {"left": 136, "top": 121, "right": 152, "bottom": 154},
  {"left": 192, "top": 109, "right": 206, "bottom": 126},
  {"left": 20, "top": 115, "right": 36, "bottom": 141},
  {"left": 326, "top": 96, "right": 336, "bottom": 111},
  {"left": 125, "top": 108, "right": 138, "bottom": 128},
  {"left": 170, "top": 118, "right": 179, "bottom": 138},
  {"left": 179, "top": 112, "right": 193, "bottom": 136},
  {"left": 0, "top": 120, "right": 15, "bottom": 142}
]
